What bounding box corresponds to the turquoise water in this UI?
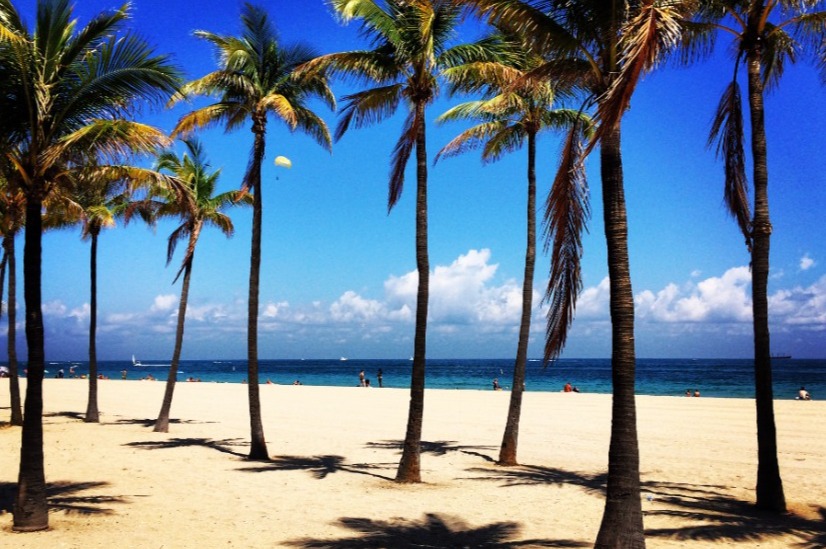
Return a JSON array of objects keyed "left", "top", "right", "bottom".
[{"left": 39, "top": 358, "right": 826, "bottom": 400}]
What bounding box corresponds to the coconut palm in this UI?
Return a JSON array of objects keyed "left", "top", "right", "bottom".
[
  {"left": 457, "top": 0, "right": 694, "bottom": 545},
  {"left": 45, "top": 171, "right": 160, "bottom": 423},
  {"left": 152, "top": 138, "right": 250, "bottom": 433},
  {"left": 0, "top": 176, "right": 23, "bottom": 426},
  {"left": 307, "top": 0, "right": 489, "bottom": 482},
  {"left": 690, "top": 0, "right": 826, "bottom": 513},
  {"left": 171, "top": 3, "right": 333, "bottom": 460},
  {"left": 0, "top": 0, "right": 179, "bottom": 531},
  {"left": 436, "top": 33, "right": 591, "bottom": 466}
]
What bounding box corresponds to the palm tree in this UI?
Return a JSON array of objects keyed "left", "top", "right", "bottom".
[
  {"left": 47, "top": 172, "right": 159, "bottom": 423},
  {"left": 436, "top": 33, "right": 590, "bottom": 466},
  {"left": 307, "top": 0, "right": 485, "bottom": 482},
  {"left": 691, "top": 0, "right": 826, "bottom": 513},
  {"left": 0, "top": 176, "right": 23, "bottom": 426},
  {"left": 171, "top": 3, "right": 333, "bottom": 460},
  {"left": 0, "top": 0, "right": 179, "bottom": 531},
  {"left": 458, "top": 1, "right": 694, "bottom": 545},
  {"left": 152, "top": 138, "right": 250, "bottom": 433}
]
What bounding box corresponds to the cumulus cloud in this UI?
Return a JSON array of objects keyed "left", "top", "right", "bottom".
[
  {"left": 150, "top": 294, "right": 178, "bottom": 313},
  {"left": 34, "top": 251, "right": 826, "bottom": 359},
  {"left": 800, "top": 254, "right": 816, "bottom": 271},
  {"left": 635, "top": 267, "right": 752, "bottom": 323}
]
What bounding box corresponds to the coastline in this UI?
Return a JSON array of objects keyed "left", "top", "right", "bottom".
[{"left": 1, "top": 379, "right": 825, "bottom": 547}]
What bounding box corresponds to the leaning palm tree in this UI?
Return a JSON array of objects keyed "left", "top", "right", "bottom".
[
  {"left": 152, "top": 138, "right": 250, "bottom": 433},
  {"left": 0, "top": 176, "right": 24, "bottom": 426},
  {"left": 436, "top": 32, "right": 591, "bottom": 466},
  {"left": 0, "top": 0, "right": 180, "bottom": 531},
  {"left": 690, "top": 0, "right": 826, "bottom": 513},
  {"left": 171, "top": 3, "right": 334, "bottom": 460},
  {"left": 458, "top": 0, "right": 694, "bottom": 545},
  {"left": 307, "top": 0, "right": 487, "bottom": 482}
]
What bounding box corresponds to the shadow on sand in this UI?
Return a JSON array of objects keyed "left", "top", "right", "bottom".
[
  {"left": 124, "top": 437, "right": 248, "bottom": 458},
  {"left": 239, "top": 455, "right": 396, "bottom": 481},
  {"left": 0, "top": 480, "right": 131, "bottom": 516},
  {"left": 284, "top": 512, "right": 589, "bottom": 548},
  {"left": 641, "top": 480, "right": 826, "bottom": 548},
  {"left": 464, "top": 464, "right": 826, "bottom": 548},
  {"left": 366, "top": 439, "right": 498, "bottom": 461}
]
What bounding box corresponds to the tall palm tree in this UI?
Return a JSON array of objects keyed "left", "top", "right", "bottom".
[
  {"left": 458, "top": 1, "right": 693, "bottom": 545},
  {"left": 152, "top": 138, "right": 250, "bottom": 433},
  {"left": 436, "top": 33, "right": 590, "bottom": 466},
  {"left": 307, "top": 0, "right": 484, "bottom": 482},
  {"left": 171, "top": 3, "right": 334, "bottom": 460},
  {"left": 691, "top": 0, "right": 826, "bottom": 513},
  {"left": 0, "top": 176, "right": 24, "bottom": 426},
  {"left": 0, "top": 0, "right": 179, "bottom": 531},
  {"left": 47, "top": 172, "right": 158, "bottom": 423}
]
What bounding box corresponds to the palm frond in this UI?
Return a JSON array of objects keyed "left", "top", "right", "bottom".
[
  {"left": 435, "top": 120, "right": 508, "bottom": 163},
  {"left": 335, "top": 84, "right": 404, "bottom": 141},
  {"left": 48, "top": 120, "right": 171, "bottom": 166},
  {"left": 708, "top": 79, "right": 751, "bottom": 249},
  {"left": 260, "top": 93, "right": 298, "bottom": 128},
  {"left": 594, "top": 0, "right": 690, "bottom": 143},
  {"left": 293, "top": 106, "right": 333, "bottom": 152},
  {"left": 388, "top": 109, "right": 418, "bottom": 211},
  {"left": 543, "top": 121, "right": 589, "bottom": 361},
  {"left": 171, "top": 103, "right": 245, "bottom": 138}
]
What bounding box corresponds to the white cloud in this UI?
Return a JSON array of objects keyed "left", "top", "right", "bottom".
[
  {"left": 150, "top": 294, "right": 178, "bottom": 313},
  {"left": 330, "top": 291, "right": 384, "bottom": 322},
  {"left": 800, "top": 254, "right": 816, "bottom": 271},
  {"left": 635, "top": 267, "right": 752, "bottom": 323}
]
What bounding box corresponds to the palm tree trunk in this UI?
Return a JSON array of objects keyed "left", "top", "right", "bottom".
[
  {"left": 155, "top": 247, "right": 196, "bottom": 433},
  {"left": 594, "top": 126, "right": 645, "bottom": 549},
  {"left": 85, "top": 229, "right": 100, "bottom": 423},
  {"left": 6, "top": 233, "right": 23, "bottom": 426},
  {"left": 746, "top": 44, "right": 785, "bottom": 513},
  {"left": 14, "top": 190, "right": 49, "bottom": 532},
  {"left": 247, "top": 114, "right": 269, "bottom": 460},
  {"left": 498, "top": 130, "right": 537, "bottom": 466},
  {"left": 396, "top": 102, "right": 429, "bottom": 483}
]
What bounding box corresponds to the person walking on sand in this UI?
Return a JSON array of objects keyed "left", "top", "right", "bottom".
[
  {"left": 377, "top": 369, "right": 383, "bottom": 388},
  {"left": 358, "top": 370, "right": 365, "bottom": 387}
]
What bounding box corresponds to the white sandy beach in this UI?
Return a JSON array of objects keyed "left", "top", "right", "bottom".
[{"left": 1, "top": 378, "right": 825, "bottom": 548}]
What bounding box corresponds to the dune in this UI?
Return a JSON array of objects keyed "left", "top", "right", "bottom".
[{"left": 1, "top": 378, "right": 824, "bottom": 547}]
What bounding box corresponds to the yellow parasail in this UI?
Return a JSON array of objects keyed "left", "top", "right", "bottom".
[{"left": 274, "top": 155, "right": 292, "bottom": 168}]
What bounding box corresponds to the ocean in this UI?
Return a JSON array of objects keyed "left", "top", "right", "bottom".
[{"left": 39, "top": 357, "right": 826, "bottom": 400}]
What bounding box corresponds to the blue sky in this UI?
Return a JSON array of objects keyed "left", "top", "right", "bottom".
[{"left": 6, "top": 1, "right": 826, "bottom": 360}]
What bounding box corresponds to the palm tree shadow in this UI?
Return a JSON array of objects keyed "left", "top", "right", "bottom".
[
  {"left": 464, "top": 464, "right": 607, "bottom": 494},
  {"left": 0, "top": 481, "right": 131, "bottom": 516},
  {"left": 285, "top": 512, "right": 588, "bottom": 548},
  {"left": 642, "top": 480, "right": 826, "bottom": 547},
  {"left": 239, "top": 455, "right": 395, "bottom": 481},
  {"left": 124, "top": 437, "right": 248, "bottom": 458},
  {"left": 366, "top": 440, "right": 497, "bottom": 461},
  {"left": 113, "top": 418, "right": 214, "bottom": 427}
]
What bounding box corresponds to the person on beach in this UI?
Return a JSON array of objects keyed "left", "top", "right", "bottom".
[
  {"left": 365, "top": 379, "right": 372, "bottom": 388},
  {"left": 377, "top": 369, "right": 383, "bottom": 388},
  {"left": 798, "top": 386, "right": 812, "bottom": 400},
  {"left": 358, "top": 370, "right": 365, "bottom": 387},
  {"left": 563, "top": 382, "right": 573, "bottom": 393},
  {"left": 121, "top": 370, "right": 128, "bottom": 380},
  {"left": 492, "top": 378, "right": 501, "bottom": 390},
  {"left": 685, "top": 389, "right": 691, "bottom": 397},
  {"left": 694, "top": 389, "right": 701, "bottom": 397}
]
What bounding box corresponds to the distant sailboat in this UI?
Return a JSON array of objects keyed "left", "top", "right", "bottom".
[
  {"left": 132, "top": 354, "right": 142, "bottom": 366},
  {"left": 339, "top": 357, "right": 348, "bottom": 362}
]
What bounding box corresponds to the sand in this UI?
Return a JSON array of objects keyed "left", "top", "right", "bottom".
[{"left": 1, "top": 377, "right": 824, "bottom": 548}]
